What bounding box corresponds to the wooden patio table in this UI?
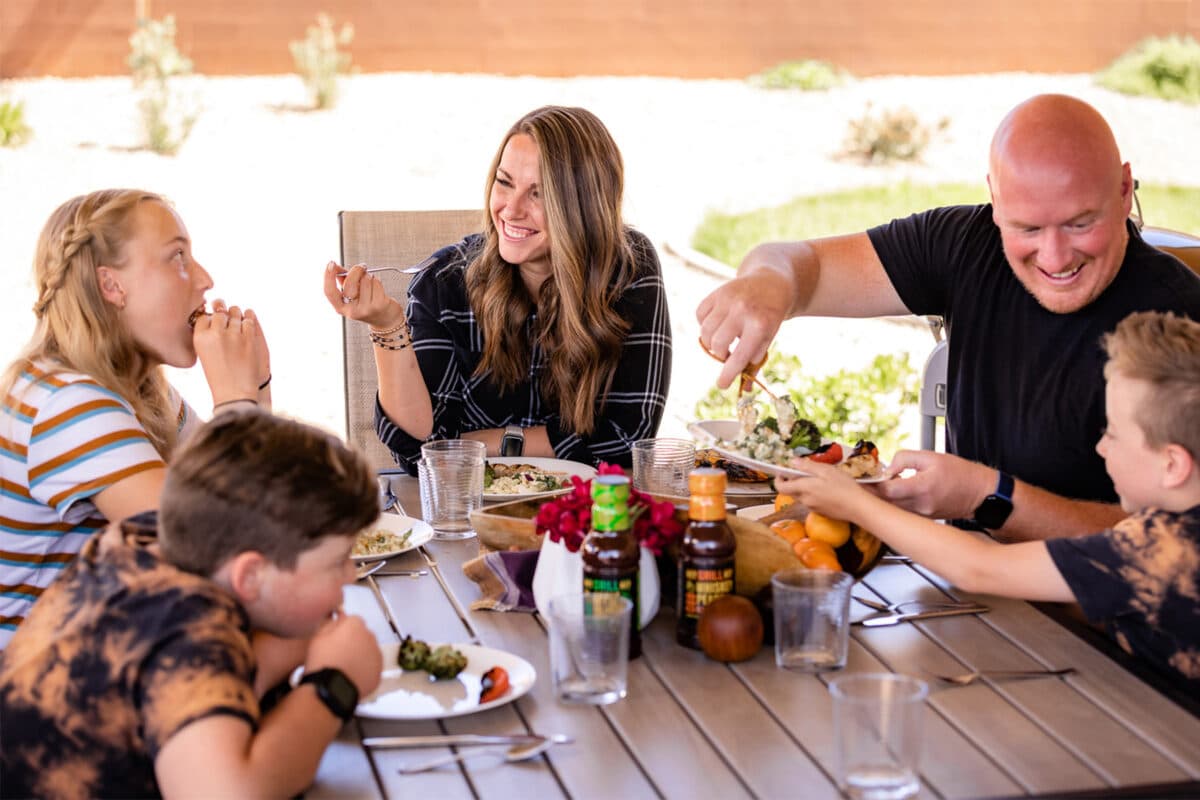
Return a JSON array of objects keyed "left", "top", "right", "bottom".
[{"left": 309, "top": 477, "right": 1200, "bottom": 800}]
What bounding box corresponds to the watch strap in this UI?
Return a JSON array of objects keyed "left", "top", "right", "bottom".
[
  {"left": 299, "top": 667, "right": 358, "bottom": 721},
  {"left": 972, "top": 471, "right": 1015, "bottom": 530}
]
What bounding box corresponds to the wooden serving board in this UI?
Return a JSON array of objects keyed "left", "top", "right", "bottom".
[{"left": 470, "top": 496, "right": 802, "bottom": 597}]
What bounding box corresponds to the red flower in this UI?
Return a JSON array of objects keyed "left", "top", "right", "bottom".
[{"left": 534, "top": 463, "right": 683, "bottom": 555}]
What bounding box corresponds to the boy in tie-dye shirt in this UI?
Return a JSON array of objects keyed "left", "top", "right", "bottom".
[
  {"left": 0, "top": 411, "right": 382, "bottom": 799},
  {"left": 779, "top": 310, "right": 1200, "bottom": 692}
]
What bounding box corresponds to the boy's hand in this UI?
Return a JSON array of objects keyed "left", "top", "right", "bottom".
[
  {"left": 305, "top": 613, "right": 383, "bottom": 697},
  {"left": 775, "top": 458, "right": 871, "bottom": 522}
]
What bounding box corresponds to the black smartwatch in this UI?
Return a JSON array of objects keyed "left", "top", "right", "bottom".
[
  {"left": 299, "top": 668, "right": 359, "bottom": 722},
  {"left": 972, "top": 471, "right": 1015, "bottom": 531},
  {"left": 500, "top": 424, "right": 524, "bottom": 457}
]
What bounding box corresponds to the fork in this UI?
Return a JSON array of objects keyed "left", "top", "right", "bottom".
[
  {"left": 336, "top": 255, "right": 437, "bottom": 278},
  {"left": 927, "top": 667, "right": 1076, "bottom": 686},
  {"left": 854, "top": 595, "right": 978, "bottom": 614}
]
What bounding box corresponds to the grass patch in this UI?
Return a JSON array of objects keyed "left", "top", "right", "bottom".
[
  {"left": 750, "top": 59, "right": 849, "bottom": 91},
  {"left": 692, "top": 181, "right": 988, "bottom": 267},
  {"left": 692, "top": 181, "right": 1200, "bottom": 268}
]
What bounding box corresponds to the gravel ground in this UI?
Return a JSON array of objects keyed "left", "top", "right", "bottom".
[{"left": 1, "top": 71, "right": 1196, "bottom": 443}]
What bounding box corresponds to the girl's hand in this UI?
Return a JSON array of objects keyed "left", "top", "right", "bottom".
[
  {"left": 322, "top": 262, "right": 406, "bottom": 330},
  {"left": 193, "top": 299, "right": 263, "bottom": 404}
]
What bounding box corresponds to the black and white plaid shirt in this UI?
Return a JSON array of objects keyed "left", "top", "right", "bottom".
[{"left": 376, "top": 230, "right": 672, "bottom": 472}]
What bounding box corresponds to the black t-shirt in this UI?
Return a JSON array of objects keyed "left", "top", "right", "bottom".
[{"left": 868, "top": 204, "right": 1200, "bottom": 502}]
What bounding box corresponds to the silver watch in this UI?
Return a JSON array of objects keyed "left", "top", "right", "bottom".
[{"left": 500, "top": 424, "right": 524, "bottom": 457}]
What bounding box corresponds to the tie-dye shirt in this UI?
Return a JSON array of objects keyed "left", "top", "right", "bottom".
[
  {"left": 1046, "top": 506, "right": 1200, "bottom": 691},
  {"left": 0, "top": 362, "right": 197, "bottom": 648},
  {"left": 0, "top": 512, "right": 258, "bottom": 800}
]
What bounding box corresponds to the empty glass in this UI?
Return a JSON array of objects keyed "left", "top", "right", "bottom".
[
  {"left": 772, "top": 568, "right": 854, "bottom": 672},
  {"left": 547, "top": 592, "right": 633, "bottom": 705},
  {"left": 631, "top": 438, "right": 696, "bottom": 497},
  {"left": 830, "top": 673, "right": 928, "bottom": 800},
  {"left": 417, "top": 439, "right": 485, "bottom": 540}
]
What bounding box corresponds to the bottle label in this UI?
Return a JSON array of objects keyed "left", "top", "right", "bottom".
[
  {"left": 583, "top": 571, "right": 640, "bottom": 625},
  {"left": 681, "top": 561, "right": 734, "bottom": 618}
]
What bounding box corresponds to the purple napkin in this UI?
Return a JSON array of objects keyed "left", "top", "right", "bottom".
[{"left": 462, "top": 549, "right": 540, "bottom": 612}]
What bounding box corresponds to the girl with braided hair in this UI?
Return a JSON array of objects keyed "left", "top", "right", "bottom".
[{"left": 0, "top": 189, "right": 271, "bottom": 647}]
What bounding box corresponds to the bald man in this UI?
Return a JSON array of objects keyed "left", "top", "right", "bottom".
[{"left": 697, "top": 94, "right": 1200, "bottom": 543}]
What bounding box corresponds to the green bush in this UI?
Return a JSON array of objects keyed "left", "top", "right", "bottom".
[
  {"left": 1095, "top": 35, "right": 1200, "bottom": 103},
  {"left": 0, "top": 98, "right": 31, "bottom": 147},
  {"left": 290, "top": 14, "right": 354, "bottom": 110},
  {"left": 694, "top": 351, "right": 919, "bottom": 455},
  {"left": 842, "top": 104, "right": 947, "bottom": 164},
  {"left": 128, "top": 15, "right": 198, "bottom": 155},
  {"left": 750, "top": 60, "right": 848, "bottom": 91}
]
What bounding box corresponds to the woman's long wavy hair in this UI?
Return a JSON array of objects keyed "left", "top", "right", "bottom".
[
  {"left": 0, "top": 189, "right": 179, "bottom": 456},
  {"left": 466, "top": 106, "right": 636, "bottom": 436}
]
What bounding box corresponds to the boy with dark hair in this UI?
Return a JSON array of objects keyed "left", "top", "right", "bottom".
[
  {"left": 780, "top": 310, "right": 1200, "bottom": 691},
  {"left": 0, "top": 410, "right": 383, "bottom": 798}
]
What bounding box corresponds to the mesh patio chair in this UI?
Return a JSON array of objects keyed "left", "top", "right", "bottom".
[{"left": 338, "top": 209, "right": 481, "bottom": 469}]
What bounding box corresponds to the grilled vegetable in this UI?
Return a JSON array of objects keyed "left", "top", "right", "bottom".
[
  {"left": 479, "top": 666, "right": 510, "bottom": 703},
  {"left": 398, "top": 635, "right": 432, "bottom": 671},
  {"left": 425, "top": 644, "right": 469, "bottom": 680},
  {"left": 808, "top": 442, "right": 843, "bottom": 465}
]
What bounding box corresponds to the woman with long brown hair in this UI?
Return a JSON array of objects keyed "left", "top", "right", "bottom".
[
  {"left": 0, "top": 189, "right": 270, "bottom": 647},
  {"left": 326, "top": 105, "right": 672, "bottom": 470}
]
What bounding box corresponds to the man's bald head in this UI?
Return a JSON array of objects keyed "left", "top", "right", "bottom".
[{"left": 987, "top": 94, "right": 1134, "bottom": 314}]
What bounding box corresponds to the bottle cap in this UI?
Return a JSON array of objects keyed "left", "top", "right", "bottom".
[
  {"left": 689, "top": 468, "right": 727, "bottom": 496},
  {"left": 592, "top": 475, "right": 631, "bottom": 531}
]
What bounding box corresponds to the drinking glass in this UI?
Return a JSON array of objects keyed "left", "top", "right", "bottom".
[
  {"left": 771, "top": 568, "right": 853, "bottom": 671},
  {"left": 417, "top": 439, "right": 485, "bottom": 540},
  {"left": 547, "top": 592, "right": 632, "bottom": 705},
  {"left": 829, "top": 673, "right": 928, "bottom": 800},
  {"left": 631, "top": 438, "right": 696, "bottom": 497}
]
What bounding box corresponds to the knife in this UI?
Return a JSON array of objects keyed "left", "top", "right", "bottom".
[
  {"left": 855, "top": 604, "right": 989, "bottom": 627},
  {"left": 362, "top": 733, "right": 547, "bottom": 750}
]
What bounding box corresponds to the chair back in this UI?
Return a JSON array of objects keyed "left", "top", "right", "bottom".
[{"left": 339, "top": 209, "right": 481, "bottom": 468}]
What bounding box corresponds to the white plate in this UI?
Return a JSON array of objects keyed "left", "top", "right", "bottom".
[
  {"left": 483, "top": 457, "right": 597, "bottom": 502},
  {"left": 352, "top": 513, "right": 434, "bottom": 563},
  {"left": 735, "top": 503, "right": 776, "bottom": 521},
  {"left": 689, "top": 419, "right": 889, "bottom": 484},
  {"left": 356, "top": 642, "right": 537, "bottom": 720}
]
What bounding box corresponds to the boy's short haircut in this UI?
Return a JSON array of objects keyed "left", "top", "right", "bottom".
[
  {"left": 1103, "top": 310, "right": 1200, "bottom": 459},
  {"left": 159, "top": 410, "right": 377, "bottom": 575}
]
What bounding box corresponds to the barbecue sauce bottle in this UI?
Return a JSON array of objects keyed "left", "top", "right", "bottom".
[
  {"left": 676, "top": 468, "right": 736, "bottom": 649},
  {"left": 581, "top": 475, "right": 641, "bottom": 659}
]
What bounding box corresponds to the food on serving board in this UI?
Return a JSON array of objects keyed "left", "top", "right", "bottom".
[
  {"left": 485, "top": 461, "right": 571, "bottom": 494},
  {"left": 479, "top": 666, "right": 510, "bottom": 703},
  {"left": 396, "top": 635, "right": 468, "bottom": 680},
  {"left": 695, "top": 449, "right": 771, "bottom": 483},
  {"left": 353, "top": 524, "right": 414, "bottom": 557}
]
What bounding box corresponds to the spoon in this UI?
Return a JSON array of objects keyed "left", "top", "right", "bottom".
[{"left": 397, "top": 734, "right": 573, "bottom": 774}]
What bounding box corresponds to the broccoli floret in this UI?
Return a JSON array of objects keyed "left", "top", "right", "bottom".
[
  {"left": 788, "top": 418, "right": 822, "bottom": 451},
  {"left": 398, "top": 635, "right": 431, "bottom": 671},
  {"left": 424, "top": 644, "right": 468, "bottom": 680}
]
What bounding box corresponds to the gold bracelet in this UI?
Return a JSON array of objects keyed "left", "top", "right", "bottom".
[{"left": 368, "top": 320, "right": 408, "bottom": 337}]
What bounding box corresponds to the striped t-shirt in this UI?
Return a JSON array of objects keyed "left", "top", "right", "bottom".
[{"left": 0, "top": 363, "right": 194, "bottom": 648}]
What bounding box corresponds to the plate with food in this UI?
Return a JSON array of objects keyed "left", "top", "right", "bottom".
[
  {"left": 352, "top": 513, "right": 434, "bottom": 563},
  {"left": 694, "top": 448, "right": 776, "bottom": 496},
  {"left": 356, "top": 640, "right": 537, "bottom": 720},
  {"left": 483, "top": 457, "right": 597, "bottom": 502}
]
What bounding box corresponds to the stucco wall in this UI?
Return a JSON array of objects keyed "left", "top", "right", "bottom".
[{"left": 3, "top": 0, "right": 1200, "bottom": 79}]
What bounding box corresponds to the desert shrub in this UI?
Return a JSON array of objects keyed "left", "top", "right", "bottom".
[
  {"left": 1095, "top": 35, "right": 1200, "bottom": 103},
  {"left": 128, "top": 15, "right": 198, "bottom": 155},
  {"left": 0, "top": 98, "right": 31, "bottom": 147},
  {"left": 750, "top": 59, "right": 849, "bottom": 91},
  {"left": 842, "top": 104, "right": 947, "bottom": 164},
  {"left": 290, "top": 14, "right": 354, "bottom": 110},
  {"left": 694, "top": 351, "right": 919, "bottom": 455}
]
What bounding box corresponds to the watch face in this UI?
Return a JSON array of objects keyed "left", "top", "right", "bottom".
[
  {"left": 975, "top": 495, "right": 1013, "bottom": 530},
  {"left": 304, "top": 668, "right": 358, "bottom": 720}
]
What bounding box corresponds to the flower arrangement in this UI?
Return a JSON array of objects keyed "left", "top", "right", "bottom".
[{"left": 534, "top": 464, "right": 684, "bottom": 555}]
